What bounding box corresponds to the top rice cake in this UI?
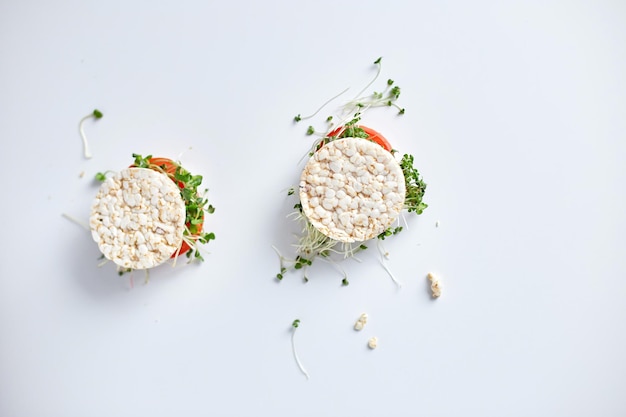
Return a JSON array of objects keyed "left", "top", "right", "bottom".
[
  {"left": 299, "top": 137, "right": 406, "bottom": 243},
  {"left": 89, "top": 167, "right": 186, "bottom": 270}
]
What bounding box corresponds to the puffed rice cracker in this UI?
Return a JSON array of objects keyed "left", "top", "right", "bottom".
[
  {"left": 89, "top": 167, "right": 186, "bottom": 270},
  {"left": 299, "top": 138, "right": 406, "bottom": 242}
]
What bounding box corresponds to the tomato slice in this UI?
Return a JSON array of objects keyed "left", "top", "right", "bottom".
[
  {"left": 327, "top": 125, "right": 392, "bottom": 152},
  {"left": 131, "top": 157, "right": 202, "bottom": 258}
]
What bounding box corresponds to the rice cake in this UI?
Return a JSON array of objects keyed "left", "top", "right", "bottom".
[{"left": 299, "top": 137, "right": 406, "bottom": 242}]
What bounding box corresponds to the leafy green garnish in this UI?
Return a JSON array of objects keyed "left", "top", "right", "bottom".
[
  {"left": 339, "top": 115, "right": 368, "bottom": 139},
  {"left": 378, "top": 226, "right": 404, "bottom": 240},
  {"left": 399, "top": 154, "right": 428, "bottom": 214}
]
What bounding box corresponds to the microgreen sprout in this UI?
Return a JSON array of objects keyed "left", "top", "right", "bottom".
[
  {"left": 94, "top": 170, "right": 115, "bottom": 182},
  {"left": 377, "top": 226, "right": 404, "bottom": 240},
  {"left": 294, "top": 87, "right": 350, "bottom": 123},
  {"left": 118, "top": 267, "right": 132, "bottom": 276},
  {"left": 79, "top": 109, "right": 103, "bottom": 159},
  {"left": 291, "top": 319, "right": 309, "bottom": 379}
]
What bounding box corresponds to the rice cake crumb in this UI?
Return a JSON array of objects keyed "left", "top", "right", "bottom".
[
  {"left": 89, "top": 167, "right": 186, "bottom": 270},
  {"left": 428, "top": 272, "right": 442, "bottom": 298},
  {"left": 299, "top": 138, "right": 406, "bottom": 242},
  {"left": 368, "top": 336, "right": 378, "bottom": 349},
  {"left": 354, "top": 313, "right": 368, "bottom": 331}
]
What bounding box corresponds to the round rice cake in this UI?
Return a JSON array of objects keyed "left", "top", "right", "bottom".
[
  {"left": 299, "top": 137, "right": 406, "bottom": 243},
  {"left": 89, "top": 167, "right": 186, "bottom": 270}
]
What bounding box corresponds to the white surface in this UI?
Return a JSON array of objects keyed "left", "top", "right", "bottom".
[{"left": 1, "top": 1, "right": 625, "bottom": 416}]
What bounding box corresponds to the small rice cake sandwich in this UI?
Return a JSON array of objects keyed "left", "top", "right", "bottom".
[{"left": 90, "top": 154, "right": 215, "bottom": 273}]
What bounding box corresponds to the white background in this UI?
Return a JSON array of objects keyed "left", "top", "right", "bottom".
[{"left": 1, "top": 0, "right": 625, "bottom": 416}]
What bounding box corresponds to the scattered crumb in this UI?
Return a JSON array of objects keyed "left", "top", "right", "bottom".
[
  {"left": 79, "top": 171, "right": 85, "bottom": 178},
  {"left": 368, "top": 336, "right": 378, "bottom": 350},
  {"left": 354, "top": 313, "right": 368, "bottom": 331},
  {"left": 427, "top": 272, "right": 442, "bottom": 298},
  {"left": 435, "top": 220, "right": 440, "bottom": 228}
]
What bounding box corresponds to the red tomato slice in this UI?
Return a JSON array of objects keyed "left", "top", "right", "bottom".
[{"left": 327, "top": 125, "right": 392, "bottom": 152}]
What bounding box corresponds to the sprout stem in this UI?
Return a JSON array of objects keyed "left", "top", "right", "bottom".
[
  {"left": 78, "top": 115, "right": 92, "bottom": 159},
  {"left": 297, "top": 87, "right": 350, "bottom": 121},
  {"left": 291, "top": 320, "right": 309, "bottom": 380},
  {"left": 379, "top": 258, "right": 402, "bottom": 288},
  {"left": 352, "top": 59, "right": 382, "bottom": 101},
  {"left": 61, "top": 213, "right": 90, "bottom": 231}
]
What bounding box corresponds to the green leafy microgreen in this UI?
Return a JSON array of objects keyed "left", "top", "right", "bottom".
[
  {"left": 291, "top": 319, "right": 309, "bottom": 379},
  {"left": 79, "top": 108, "right": 104, "bottom": 159},
  {"left": 377, "top": 226, "right": 404, "bottom": 240},
  {"left": 400, "top": 154, "right": 428, "bottom": 214}
]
